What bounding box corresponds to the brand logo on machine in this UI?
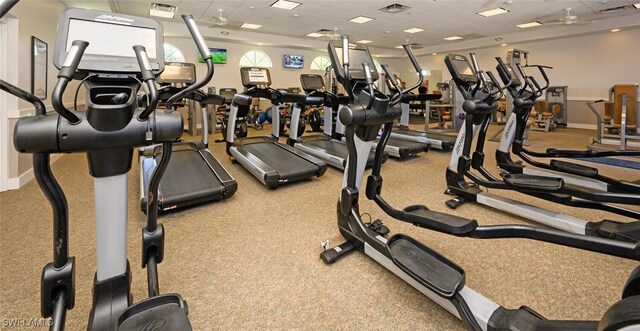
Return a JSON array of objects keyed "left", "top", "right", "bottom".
[
  {"left": 138, "top": 319, "right": 166, "bottom": 331},
  {"left": 95, "top": 14, "right": 134, "bottom": 24}
]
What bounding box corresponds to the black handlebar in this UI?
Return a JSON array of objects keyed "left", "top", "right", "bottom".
[
  {"left": 52, "top": 40, "right": 89, "bottom": 124},
  {"left": 403, "top": 44, "right": 422, "bottom": 73},
  {"left": 0, "top": 80, "right": 46, "bottom": 116},
  {"left": 0, "top": 0, "right": 19, "bottom": 18},
  {"left": 133, "top": 45, "right": 159, "bottom": 120},
  {"left": 381, "top": 64, "right": 402, "bottom": 107},
  {"left": 166, "top": 15, "right": 214, "bottom": 110},
  {"left": 183, "top": 14, "right": 211, "bottom": 61},
  {"left": 401, "top": 44, "right": 423, "bottom": 95}
]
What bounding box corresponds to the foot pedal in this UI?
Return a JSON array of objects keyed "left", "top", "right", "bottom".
[
  {"left": 387, "top": 234, "right": 465, "bottom": 298},
  {"left": 118, "top": 294, "right": 191, "bottom": 331}
]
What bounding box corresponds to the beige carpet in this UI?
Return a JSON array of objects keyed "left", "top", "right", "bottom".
[{"left": 1, "top": 123, "right": 638, "bottom": 330}]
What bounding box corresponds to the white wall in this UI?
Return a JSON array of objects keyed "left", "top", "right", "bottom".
[
  {"left": 165, "top": 36, "right": 331, "bottom": 92},
  {"left": 396, "top": 29, "right": 640, "bottom": 127},
  {"left": 4, "top": 0, "right": 83, "bottom": 189}
]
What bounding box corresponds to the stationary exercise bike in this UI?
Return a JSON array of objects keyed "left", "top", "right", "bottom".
[
  {"left": 5, "top": 6, "right": 195, "bottom": 330},
  {"left": 319, "top": 36, "right": 640, "bottom": 331}
]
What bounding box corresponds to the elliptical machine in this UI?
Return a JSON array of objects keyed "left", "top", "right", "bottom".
[
  {"left": 493, "top": 58, "right": 640, "bottom": 194},
  {"left": 319, "top": 37, "right": 640, "bottom": 330},
  {"left": 444, "top": 53, "right": 640, "bottom": 243},
  {"left": 6, "top": 7, "right": 194, "bottom": 330}
]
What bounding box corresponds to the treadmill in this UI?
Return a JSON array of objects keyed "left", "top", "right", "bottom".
[
  {"left": 390, "top": 95, "right": 455, "bottom": 152},
  {"left": 371, "top": 126, "right": 430, "bottom": 159},
  {"left": 226, "top": 67, "right": 327, "bottom": 189},
  {"left": 287, "top": 74, "right": 382, "bottom": 170},
  {"left": 140, "top": 62, "right": 237, "bottom": 213},
  {"left": 384, "top": 46, "right": 455, "bottom": 151}
]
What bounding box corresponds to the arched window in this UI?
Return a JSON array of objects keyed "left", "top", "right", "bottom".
[
  {"left": 239, "top": 50, "right": 273, "bottom": 67},
  {"left": 310, "top": 56, "right": 331, "bottom": 71},
  {"left": 164, "top": 43, "right": 185, "bottom": 62}
]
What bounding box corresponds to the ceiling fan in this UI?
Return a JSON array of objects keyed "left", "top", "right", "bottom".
[
  {"left": 543, "top": 8, "right": 592, "bottom": 26},
  {"left": 315, "top": 27, "right": 341, "bottom": 40},
  {"left": 209, "top": 9, "right": 243, "bottom": 29}
]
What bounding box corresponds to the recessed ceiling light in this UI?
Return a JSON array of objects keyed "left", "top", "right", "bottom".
[
  {"left": 241, "top": 23, "right": 262, "bottom": 29},
  {"left": 477, "top": 7, "right": 509, "bottom": 17},
  {"left": 444, "top": 36, "right": 463, "bottom": 41},
  {"left": 395, "top": 45, "right": 404, "bottom": 49},
  {"left": 348, "top": 16, "right": 374, "bottom": 23},
  {"left": 501, "top": 43, "right": 507, "bottom": 46},
  {"left": 516, "top": 21, "right": 542, "bottom": 28},
  {"left": 149, "top": 3, "right": 176, "bottom": 19},
  {"left": 634, "top": 2, "right": 640, "bottom": 9},
  {"left": 306, "top": 32, "right": 323, "bottom": 37},
  {"left": 356, "top": 40, "right": 373, "bottom": 44},
  {"left": 403, "top": 27, "right": 425, "bottom": 34},
  {"left": 431, "top": 53, "right": 437, "bottom": 56},
  {"left": 611, "top": 28, "right": 620, "bottom": 32},
  {"left": 270, "top": 0, "right": 301, "bottom": 10}
]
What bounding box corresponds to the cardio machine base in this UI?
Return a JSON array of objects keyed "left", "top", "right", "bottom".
[{"left": 118, "top": 294, "right": 191, "bottom": 331}]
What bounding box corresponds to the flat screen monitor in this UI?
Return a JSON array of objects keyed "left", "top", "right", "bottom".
[
  {"left": 300, "top": 74, "right": 325, "bottom": 92},
  {"left": 156, "top": 62, "right": 196, "bottom": 85},
  {"left": 241, "top": 67, "right": 271, "bottom": 87},
  {"left": 333, "top": 46, "right": 378, "bottom": 82},
  {"left": 198, "top": 48, "right": 227, "bottom": 64},
  {"left": 54, "top": 9, "right": 164, "bottom": 74},
  {"left": 283, "top": 54, "right": 304, "bottom": 69},
  {"left": 447, "top": 54, "right": 476, "bottom": 83}
]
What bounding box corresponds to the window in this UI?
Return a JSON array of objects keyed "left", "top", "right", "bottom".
[
  {"left": 164, "top": 43, "right": 185, "bottom": 62},
  {"left": 239, "top": 50, "right": 272, "bottom": 67},
  {"left": 310, "top": 56, "right": 330, "bottom": 71}
]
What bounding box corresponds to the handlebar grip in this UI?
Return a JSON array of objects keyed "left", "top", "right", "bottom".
[
  {"left": 529, "top": 75, "right": 542, "bottom": 91},
  {"left": 485, "top": 71, "right": 500, "bottom": 88},
  {"left": 59, "top": 40, "right": 89, "bottom": 80},
  {"left": 468, "top": 53, "right": 480, "bottom": 74},
  {"left": 341, "top": 36, "right": 349, "bottom": 65},
  {"left": 362, "top": 63, "right": 373, "bottom": 85},
  {"left": 182, "top": 14, "right": 210, "bottom": 60},
  {"left": 0, "top": 0, "right": 19, "bottom": 19},
  {"left": 133, "top": 45, "right": 155, "bottom": 82},
  {"left": 402, "top": 44, "right": 422, "bottom": 72},
  {"left": 381, "top": 64, "right": 398, "bottom": 88},
  {"left": 495, "top": 57, "right": 509, "bottom": 73}
]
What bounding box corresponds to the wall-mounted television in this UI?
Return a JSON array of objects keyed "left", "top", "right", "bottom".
[
  {"left": 198, "top": 48, "right": 227, "bottom": 64},
  {"left": 283, "top": 54, "right": 304, "bottom": 69}
]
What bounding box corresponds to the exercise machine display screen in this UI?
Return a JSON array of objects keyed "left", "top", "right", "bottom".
[
  {"left": 67, "top": 19, "right": 157, "bottom": 58},
  {"left": 301, "top": 74, "right": 325, "bottom": 91},
  {"left": 156, "top": 62, "right": 196, "bottom": 85},
  {"left": 335, "top": 47, "right": 378, "bottom": 81},
  {"left": 241, "top": 67, "right": 272, "bottom": 87},
  {"left": 54, "top": 9, "right": 164, "bottom": 74},
  {"left": 448, "top": 54, "right": 476, "bottom": 83}
]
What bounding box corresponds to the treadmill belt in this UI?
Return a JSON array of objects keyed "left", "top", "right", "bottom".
[
  {"left": 305, "top": 139, "right": 348, "bottom": 159},
  {"left": 243, "top": 143, "right": 319, "bottom": 179},
  {"left": 304, "top": 138, "right": 377, "bottom": 165},
  {"left": 387, "top": 137, "right": 430, "bottom": 151},
  {"left": 159, "top": 150, "right": 224, "bottom": 206}
]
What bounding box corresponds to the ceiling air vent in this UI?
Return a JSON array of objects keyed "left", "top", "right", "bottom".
[{"left": 379, "top": 3, "right": 411, "bottom": 14}]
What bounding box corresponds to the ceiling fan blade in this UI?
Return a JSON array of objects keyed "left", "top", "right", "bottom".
[{"left": 481, "top": 0, "right": 497, "bottom": 8}]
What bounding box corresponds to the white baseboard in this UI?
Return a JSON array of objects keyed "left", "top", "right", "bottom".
[
  {"left": 7, "top": 154, "right": 63, "bottom": 190},
  {"left": 566, "top": 123, "right": 597, "bottom": 130}
]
